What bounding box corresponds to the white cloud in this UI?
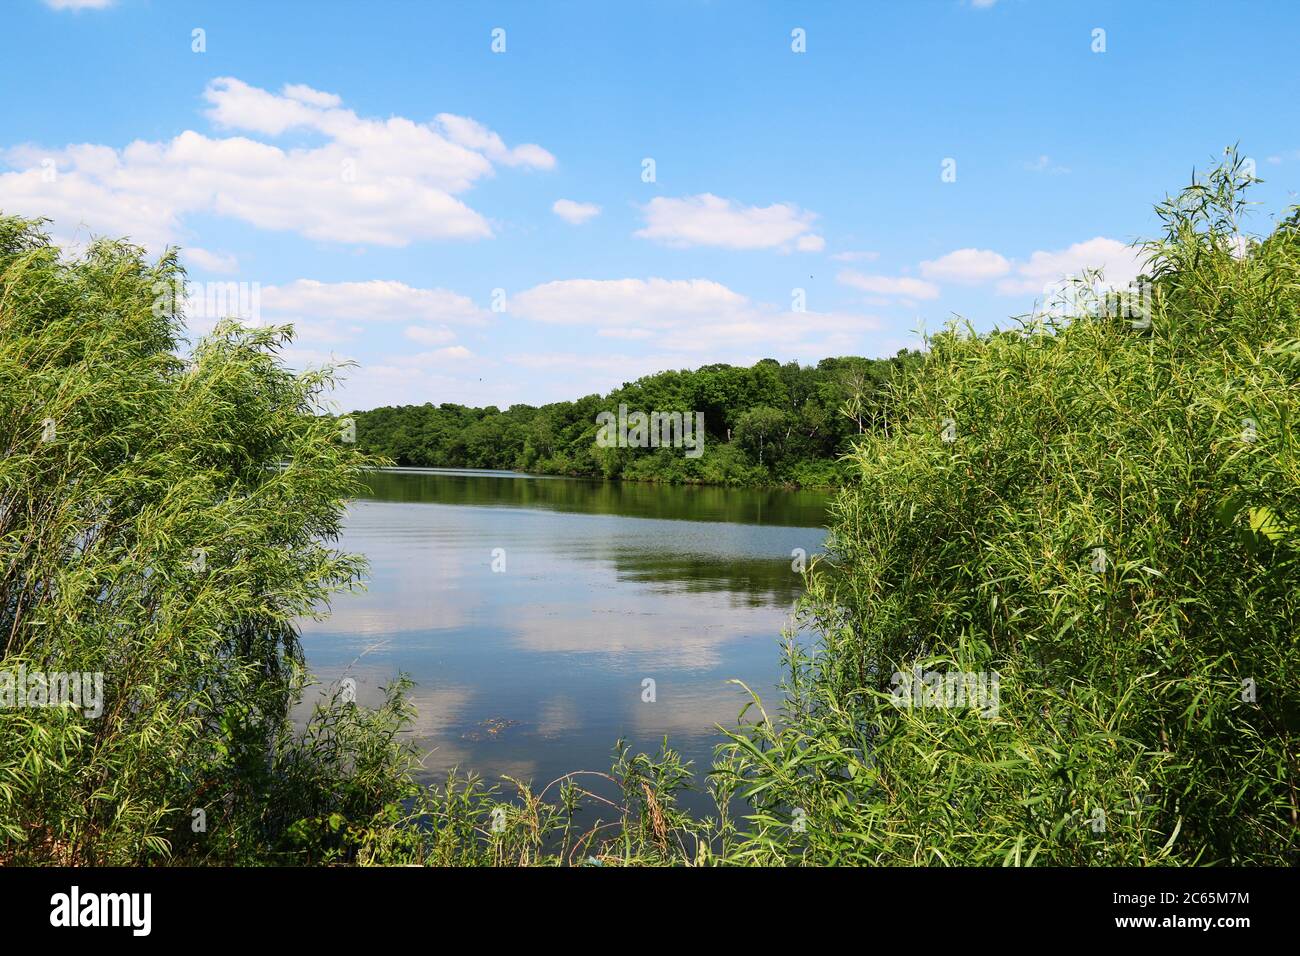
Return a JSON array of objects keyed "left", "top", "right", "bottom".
[
  {"left": 202, "top": 79, "right": 339, "bottom": 135},
  {"left": 837, "top": 270, "right": 941, "bottom": 300},
  {"left": 399, "top": 345, "right": 474, "bottom": 364},
  {"left": 634, "top": 194, "right": 823, "bottom": 251},
  {"left": 262, "top": 279, "right": 487, "bottom": 325},
  {"left": 0, "top": 78, "right": 555, "bottom": 249},
  {"left": 280, "top": 83, "right": 343, "bottom": 109},
  {"left": 0, "top": 145, "right": 181, "bottom": 248},
  {"left": 436, "top": 114, "right": 556, "bottom": 170},
  {"left": 511, "top": 278, "right": 748, "bottom": 328},
  {"left": 509, "top": 277, "right": 879, "bottom": 355},
  {"left": 188, "top": 278, "right": 489, "bottom": 354},
  {"left": 403, "top": 325, "right": 457, "bottom": 346},
  {"left": 995, "top": 237, "right": 1146, "bottom": 296},
  {"left": 184, "top": 247, "right": 239, "bottom": 274},
  {"left": 552, "top": 199, "right": 601, "bottom": 224},
  {"left": 919, "top": 248, "right": 1011, "bottom": 283}
]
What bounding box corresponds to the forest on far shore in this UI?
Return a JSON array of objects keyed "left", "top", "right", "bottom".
[{"left": 350, "top": 351, "right": 923, "bottom": 486}]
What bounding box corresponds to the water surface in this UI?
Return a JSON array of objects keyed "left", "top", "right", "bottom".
[{"left": 299, "top": 469, "right": 828, "bottom": 799}]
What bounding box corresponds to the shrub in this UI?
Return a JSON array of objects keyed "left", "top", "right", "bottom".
[
  {"left": 0, "top": 217, "right": 404, "bottom": 864},
  {"left": 718, "top": 150, "right": 1300, "bottom": 865}
]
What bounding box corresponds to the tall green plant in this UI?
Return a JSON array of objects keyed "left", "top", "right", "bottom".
[
  {"left": 0, "top": 217, "right": 401, "bottom": 863},
  {"left": 718, "top": 150, "right": 1300, "bottom": 865}
]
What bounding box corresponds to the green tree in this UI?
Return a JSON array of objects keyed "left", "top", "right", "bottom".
[
  {"left": 0, "top": 217, "right": 413, "bottom": 864},
  {"left": 351, "top": 354, "right": 918, "bottom": 487},
  {"left": 734, "top": 405, "right": 788, "bottom": 467}
]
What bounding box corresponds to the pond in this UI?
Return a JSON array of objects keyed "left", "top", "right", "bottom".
[{"left": 298, "top": 468, "right": 829, "bottom": 806}]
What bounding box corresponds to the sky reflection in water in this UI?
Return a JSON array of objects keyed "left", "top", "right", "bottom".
[{"left": 298, "top": 469, "right": 828, "bottom": 797}]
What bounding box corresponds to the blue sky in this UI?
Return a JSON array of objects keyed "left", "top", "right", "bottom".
[{"left": 3, "top": 0, "right": 1298, "bottom": 411}]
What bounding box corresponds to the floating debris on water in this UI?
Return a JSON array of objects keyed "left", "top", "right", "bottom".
[{"left": 461, "top": 717, "right": 521, "bottom": 741}]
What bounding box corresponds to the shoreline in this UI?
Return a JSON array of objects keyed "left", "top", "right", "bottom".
[{"left": 363, "top": 463, "right": 840, "bottom": 493}]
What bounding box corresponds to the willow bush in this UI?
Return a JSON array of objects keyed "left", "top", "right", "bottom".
[
  {"left": 0, "top": 217, "right": 414, "bottom": 864},
  {"left": 718, "top": 150, "right": 1300, "bottom": 865},
  {"left": 0, "top": 216, "right": 729, "bottom": 867}
]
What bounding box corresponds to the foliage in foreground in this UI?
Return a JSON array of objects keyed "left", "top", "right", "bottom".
[
  {"left": 5, "top": 149, "right": 1298, "bottom": 867},
  {"left": 0, "top": 218, "right": 393, "bottom": 863},
  {"left": 717, "top": 151, "right": 1300, "bottom": 865}
]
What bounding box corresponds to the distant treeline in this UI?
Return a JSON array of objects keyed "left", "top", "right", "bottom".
[{"left": 350, "top": 352, "right": 923, "bottom": 486}]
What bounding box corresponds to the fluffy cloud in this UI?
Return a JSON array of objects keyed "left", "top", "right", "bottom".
[
  {"left": 634, "top": 194, "right": 823, "bottom": 251},
  {"left": 436, "top": 114, "right": 555, "bottom": 170},
  {"left": 0, "top": 78, "right": 555, "bottom": 249},
  {"left": 995, "top": 237, "right": 1146, "bottom": 296},
  {"left": 180, "top": 278, "right": 486, "bottom": 351},
  {"left": 837, "top": 270, "right": 941, "bottom": 300},
  {"left": 510, "top": 278, "right": 748, "bottom": 328},
  {"left": 919, "top": 248, "right": 1011, "bottom": 283},
  {"left": 400, "top": 345, "right": 474, "bottom": 364},
  {"left": 508, "top": 277, "right": 877, "bottom": 354},
  {"left": 552, "top": 199, "right": 601, "bottom": 224},
  {"left": 261, "top": 279, "right": 487, "bottom": 326},
  {"left": 184, "top": 247, "right": 239, "bottom": 274}
]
